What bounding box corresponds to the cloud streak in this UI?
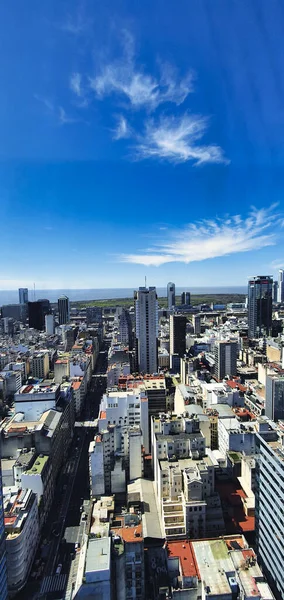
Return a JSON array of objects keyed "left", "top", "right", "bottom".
[
  {"left": 89, "top": 31, "right": 193, "bottom": 110},
  {"left": 120, "top": 207, "right": 279, "bottom": 266},
  {"left": 112, "top": 115, "right": 131, "bottom": 140},
  {"left": 135, "top": 114, "right": 227, "bottom": 165}
]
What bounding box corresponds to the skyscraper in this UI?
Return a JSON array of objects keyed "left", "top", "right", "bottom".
[
  {"left": 214, "top": 340, "right": 237, "bottom": 380},
  {"left": 0, "top": 463, "right": 8, "bottom": 599},
  {"left": 18, "top": 288, "right": 28, "bottom": 305},
  {"left": 277, "top": 269, "right": 284, "bottom": 303},
  {"left": 58, "top": 295, "right": 70, "bottom": 325},
  {"left": 28, "top": 299, "right": 51, "bottom": 331},
  {"left": 167, "top": 282, "right": 175, "bottom": 309},
  {"left": 134, "top": 287, "right": 158, "bottom": 373},
  {"left": 169, "top": 315, "right": 187, "bottom": 357},
  {"left": 255, "top": 427, "right": 284, "bottom": 598},
  {"left": 247, "top": 276, "right": 273, "bottom": 338},
  {"left": 266, "top": 374, "right": 284, "bottom": 422},
  {"left": 181, "top": 291, "right": 191, "bottom": 305}
]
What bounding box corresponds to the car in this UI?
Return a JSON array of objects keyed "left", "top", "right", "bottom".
[
  {"left": 75, "top": 542, "right": 80, "bottom": 550},
  {"left": 56, "top": 564, "right": 62, "bottom": 575}
]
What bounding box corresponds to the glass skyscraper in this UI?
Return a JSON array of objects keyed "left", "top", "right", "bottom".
[
  {"left": 247, "top": 276, "right": 273, "bottom": 338},
  {"left": 58, "top": 295, "right": 70, "bottom": 325}
]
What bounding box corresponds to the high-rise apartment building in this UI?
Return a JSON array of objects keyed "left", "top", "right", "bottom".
[
  {"left": 247, "top": 276, "right": 273, "bottom": 338},
  {"left": 167, "top": 282, "right": 175, "bottom": 309},
  {"left": 58, "top": 295, "right": 70, "bottom": 325},
  {"left": 273, "top": 280, "right": 278, "bottom": 303},
  {"left": 181, "top": 291, "right": 190, "bottom": 305},
  {"left": 18, "top": 288, "right": 28, "bottom": 305},
  {"left": 214, "top": 340, "right": 237, "bottom": 380},
  {"left": 277, "top": 268, "right": 284, "bottom": 303},
  {"left": 134, "top": 287, "right": 158, "bottom": 373},
  {"left": 255, "top": 426, "right": 284, "bottom": 599},
  {"left": 28, "top": 299, "right": 51, "bottom": 331},
  {"left": 0, "top": 463, "right": 8, "bottom": 599},
  {"left": 169, "top": 314, "right": 187, "bottom": 357},
  {"left": 45, "top": 314, "right": 55, "bottom": 335}
]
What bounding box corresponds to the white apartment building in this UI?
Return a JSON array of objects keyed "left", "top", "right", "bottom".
[
  {"left": 0, "top": 370, "right": 22, "bottom": 400},
  {"left": 98, "top": 390, "right": 149, "bottom": 452},
  {"left": 45, "top": 314, "right": 54, "bottom": 335},
  {"left": 4, "top": 487, "right": 39, "bottom": 595},
  {"left": 134, "top": 287, "right": 158, "bottom": 373},
  {"left": 30, "top": 351, "right": 49, "bottom": 379},
  {"left": 218, "top": 417, "right": 256, "bottom": 457},
  {"left": 14, "top": 382, "right": 60, "bottom": 421},
  {"left": 89, "top": 425, "right": 144, "bottom": 497}
]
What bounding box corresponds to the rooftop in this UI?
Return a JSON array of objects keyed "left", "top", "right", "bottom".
[
  {"left": 85, "top": 537, "right": 111, "bottom": 576},
  {"left": 167, "top": 540, "right": 199, "bottom": 578},
  {"left": 25, "top": 454, "right": 49, "bottom": 475}
]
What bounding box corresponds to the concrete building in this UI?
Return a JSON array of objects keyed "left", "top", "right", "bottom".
[
  {"left": 0, "top": 463, "right": 8, "bottom": 600},
  {"left": 170, "top": 315, "right": 187, "bottom": 358},
  {"left": 21, "top": 454, "right": 53, "bottom": 527},
  {"left": 112, "top": 513, "right": 145, "bottom": 600},
  {"left": 30, "top": 350, "right": 49, "bottom": 379},
  {"left": 76, "top": 537, "right": 111, "bottom": 600},
  {"left": 167, "top": 282, "right": 176, "bottom": 309},
  {"left": 45, "top": 314, "right": 55, "bottom": 335},
  {"left": 277, "top": 268, "right": 284, "bottom": 303},
  {"left": 265, "top": 373, "right": 284, "bottom": 422},
  {"left": 248, "top": 276, "right": 273, "bottom": 338},
  {"left": 98, "top": 389, "right": 149, "bottom": 452},
  {"left": 192, "top": 314, "right": 201, "bottom": 335},
  {"left": 54, "top": 358, "right": 69, "bottom": 384},
  {"left": 0, "top": 370, "right": 22, "bottom": 400},
  {"left": 4, "top": 487, "right": 39, "bottom": 595},
  {"left": 218, "top": 417, "right": 256, "bottom": 458},
  {"left": 14, "top": 382, "right": 60, "bottom": 421},
  {"left": 58, "top": 295, "right": 70, "bottom": 325},
  {"left": 214, "top": 340, "right": 237, "bottom": 380},
  {"left": 255, "top": 423, "right": 284, "bottom": 599},
  {"left": 134, "top": 287, "right": 158, "bottom": 373}
]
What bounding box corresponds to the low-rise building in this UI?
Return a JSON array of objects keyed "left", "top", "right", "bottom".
[
  {"left": 14, "top": 382, "right": 60, "bottom": 421},
  {"left": 21, "top": 454, "right": 53, "bottom": 527}
]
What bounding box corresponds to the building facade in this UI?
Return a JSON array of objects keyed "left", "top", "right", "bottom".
[
  {"left": 266, "top": 374, "right": 284, "bottom": 422},
  {"left": 58, "top": 295, "right": 70, "bottom": 325},
  {"left": 169, "top": 315, "right": 187, "bottom": 358},
  {"left": 167, "top": 282, "right": 175, "bottom": 309},
  {"left": 181, "top": 291, "right": 190, "bottom": 305},
  {"left": 277, "top": 268, "right": 284, "bottom": 303},
  {"left": 18, "top": 288, "right": 28, "bottom": 305},
  {"left": 0, "top": 463, "right": 8, "bottom": 599},
  {"left": 248, "top": 276, "right": 273, "bottom": 338},
  {"left": 134, "top": 287, "right": 158, "bottom": 374},
  {"left": 214, "top": 340, "right": 237, "bottom": 380}
]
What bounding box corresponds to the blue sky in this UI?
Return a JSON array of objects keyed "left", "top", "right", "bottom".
[{"left": 1, "top": 0, "right": 284, "bottom": 289}]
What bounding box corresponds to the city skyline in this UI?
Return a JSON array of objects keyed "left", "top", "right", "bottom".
[{"left": 1, "top": 1, "right": 284, "bottom": 288}]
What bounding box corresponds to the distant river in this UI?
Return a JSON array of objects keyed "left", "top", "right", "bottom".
[{"left": 0, "top": 286, "right": 247, "bottom": 306}]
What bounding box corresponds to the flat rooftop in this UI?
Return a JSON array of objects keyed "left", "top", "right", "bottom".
[
  {"left": 25, "top": 454, "right": 49, "bottom": 475},
  {"left": 167, "top": 540, "right": 200, "bottom": 578},
  {"left": 85, "top": 537, "right": 111, "bottom": 575},
  {"left": 192, "top": 539, "right": 233, "bottom": 595}
]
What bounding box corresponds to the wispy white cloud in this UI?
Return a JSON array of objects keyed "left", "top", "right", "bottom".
[
  {"left": 135, "top": 114, "right": 227, "bottom": 165},
  {"left": 34, "top": 94, "right": 81, "bottom": 126},
  {"left": 120, "top": 207, "right": 279, "bottom": 266},
  {"left": 89, "top": 31, "right": 193, "bottom": 110},
  {"left": 112, "top": 115, "right": 131, "bottom": 140},
  {"left": 70, "top": 72, "right": 83, "bottom": 97},
  {"left": 270, "top": 259, "right": 284, "bottom": 270},
  {"left": 60, "top": 10, "right": 92, "bottom": 35}
]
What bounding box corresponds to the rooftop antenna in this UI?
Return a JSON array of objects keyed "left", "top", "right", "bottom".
[
  {"left": 145, "top": 275, "right": 147, "bottom": 289},
  {"left": 33, "top": 282, "right": 36, "bottom": 301}
]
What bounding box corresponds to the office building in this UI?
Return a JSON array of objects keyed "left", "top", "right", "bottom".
[
  {"left": 181, "top": 291, "right": 190, "bottom": 305},
  {"left": 167, "top": 282, "right": 175, "bottom": 309},
  {"left": 247, "top": 276, "right": 273, "bottom": 338},
  {"left": 277, "top": 268, "right": 284, "bottom": 303},
  {"left": 58, "top": 295, "right": 70, "bottom": 325},
  {"left": 170, "top": 314, "right": 187, "bottom": 357},
  {"left": 45, "top": 313, "right": 55, "bottom": 335},
  {"left": 214, "top": 340, "right": 237, "bottom": 380},
  {"left": 86, "top": 306, "right": 103, "bottom": 325},
  {"left": 192, "top": 314, "right": 201, "bottom": 335},
  {"left": 0, "top": 464, "right": 8, "bottom": 599},
  {"left": 28, "top": 299, "right": 51, "bottom": 331},
  {"left": 30, "top": 350, "right": 50, "bottom": 379},
  {"left": 273, "top": 280, "right": 278, "bottom": 303},
  {"left": 265, "top": 373, "right": 284, "bottom": 422},
  {"left": 255, "top": 424, "right": 284, "bottom": 599},
  {"left": 18, "top": 288, "right": 28, "bottom": 305},
  {"left": 134, "top": 287, "right": 158, "bottom": 373},
  {"left": 1, "top": 304, "right": 27, "bottom": 323}
]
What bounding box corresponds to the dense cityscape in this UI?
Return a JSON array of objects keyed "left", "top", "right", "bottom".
[{"left": 0, "top": 275, "right": 282, "bottom": 599}]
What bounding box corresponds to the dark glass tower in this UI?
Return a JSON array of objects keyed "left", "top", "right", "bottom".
[
  {"left": 247, "top": 276, "right": 273, "bottom": 338},
  {"left": 58, "top": 295, "right": 70, "bottom": 325}
]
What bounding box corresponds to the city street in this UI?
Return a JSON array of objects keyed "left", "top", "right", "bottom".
[{"left": 16, "top": 348, "right": 108, "bottom": 600}]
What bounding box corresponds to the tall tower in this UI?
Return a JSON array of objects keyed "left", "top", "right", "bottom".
[
  {"left": 18, "top": 288, "right": 28, "bottom": 305},
  {"left": 58, "top": 295, "right": 70, "bottom": 325},
  {"left": 169, "top": 315, "right": 187, "bottom": 357},
  {"left": 0, "top": 463, "right": 8, "bottom": 599},
  {"left": 167, "top": 282, "right": 175, "bottom": 309},
  {"left": 247, "top": 276, "right": 273, "bottom": 339},
  {"left": 278, "top": 269, "right": 284, "bottom": 303},
  {"left": 134, "top": 287, "right": 158, "bottom": 373},
  {"left": 214, "top": 340, "right": 237, "bottom": 380}
]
